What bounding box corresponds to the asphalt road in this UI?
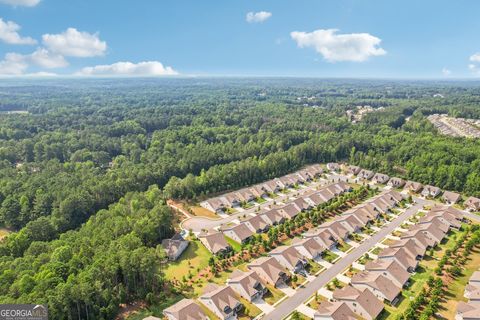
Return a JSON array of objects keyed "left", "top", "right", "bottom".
[{"left": 263, "top": 198, "right": 427, "bottom": 320}]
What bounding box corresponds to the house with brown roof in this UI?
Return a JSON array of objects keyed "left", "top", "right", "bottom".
[
  {"left": 293, "top": 197, "right": 313, "bottom": 211},
  {"left": 456, "top": 302, "right": 480, "bottom": 320},
  {"left": 351, "top": 271, "right": 402, "bottom": 303},
  {"left": 372, "top": 173, "right": 390, "bottom": 185},
  {"left": 358, "top": 169, "right": 374, "bottom": 180},
  {"left": 377, "top": 247, "right": 418, "bottom": 272},
  {"left": 332, "top": 181, "right": 352, "bottom": 193},
  {"left": 261, "top": 209, "right": 285, "bottom": 225},
  {"left": 201, "top": 197, "right": 228, "bottom": 213},
  {"left": 327, "top": 162, "right": 341, "bottom": 172},
  {"left": 366, "top": 259, "right": 410, "bottom": 288},
  {"left": 292, "top": 237, "right": 325, "bottom": 260},
  {"left": 401, "top": 229, "right": 435, "bottom": 250},
  {"left": 332, "top": 286, "right": 384, "bottom": 320},
  {"left": 224, "top": 192, "right": 242, "bottom": 207},
  {"left": 161, "top": 234, "right": 189, "bottom": 261},
  {"left": 303, "top": 228, "right": 337, "bottom": 249},
  {"left": 430, "top": 205, "right": 464, "bottom": 221},
  {"left": 307, "top": 189, "right": 335, "bottom": 206},
  {"left": 405, "top": 181, "right": 423, "bottom": 193},
  {"left": 305, "top": 164, "right": 324, "bottom": 177},
  {"left": 317, "top": 220, "right": 350, "bottom": 241},
  {"left": 388, "top": 177, "right": 406, "bottom": 188},
  {"left": 236, "top": 189, "right": 255, "bottom": 203},
  {"left": 269, "top": 245, "right": 308, "bottom": 275},
  {"left": 465, "top": 197, "right": 480, "bottom": 212},
  {"left": 347, "top": 165, "right": 361, "bottom": 175},
  {"left": 227, "top": 270, "right": 267, "bottom": 302},
  {"left": 262, "top": 180, "right": 283, "bottom": 194},
  {"left": 337, "top": 214, "right": 364, "bottom": 233},
  {"left": 244, "top": 215, "right": 270, "bottom": 233},
  {"left": 278, "top": 176, "right": 295, "bottom": 189},
  {"left": 163, "top": 298, "right": 208, "bottom": 320},
  {"left": 278, "top": 203, "right": 302, "bottom": 219},
  {"left": 198, "top": 231, "right": 231, "bottom": 255},
  {"left": 389, "top": 238, "right": 426, "bottom": 260},
  {"left": 296, "top": 170, "right": 313, "bottom": 182},
  {"left": 464, "top": 271, "right": 480, "bottom": 301},
  {"left": 199, "top": 284, "right": 243, "bottom": 320},
  {"left": 443, "top": 190, "right": 461, "bottom": 204},
  {"left": 314, "top": 301, "right": 356, "bottom": 320},
  {"left": 247, "top": 256, "right": 290, "bottom": 287},
  {"left": 428, "top": 211, "right": 462, "bottom": 229},
  {"left": 421, "top": 185, "right": 442, "bottom": 198},
  {"left": 409, "top": 221, "right": 447, "bottom": 245},
  {"left": 221, "top": 223, "right": 254, "bottom": 244}
]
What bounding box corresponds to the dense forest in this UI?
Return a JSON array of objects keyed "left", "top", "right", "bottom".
[{"left": 1, "top": 78, "right": 480, "bottom": 319}]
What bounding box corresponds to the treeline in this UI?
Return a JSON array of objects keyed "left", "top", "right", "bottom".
[{"left": 0, "top": 185, "right": 173, "bottom": 320}]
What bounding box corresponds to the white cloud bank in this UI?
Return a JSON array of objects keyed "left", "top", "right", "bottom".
[
  {"left": 290, "top": 28, "right": 386, "bottom": 62},
  {"left": 77, "top": 61, "right": 178, "bottom": 76},
  {"left": 0, "top": 48, "right": 68, "bottom": 75},
  {"left": 442, "top": 67, "right": 451, "bottom": 76},
  {"left": 246, "top": 11, "right": 272, "bottom": 23},
  {"left": 0, "top": 18, "right": 36, "bottom": 45},
  {"left": 0, "top": 0, "right": 40, "bottom": 7},
  {"left": 43, "top": 28, "right": 107, "bottom": 57},
  {"left": 469, "top": 53, "right": 480, "bottom": 76}
]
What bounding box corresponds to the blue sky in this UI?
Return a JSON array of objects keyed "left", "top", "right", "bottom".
[{"left": 0, "top": 0, "right": 479, "bottom": 78}]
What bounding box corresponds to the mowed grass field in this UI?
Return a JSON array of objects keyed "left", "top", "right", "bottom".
[{"left": 164, "top": 240, "right": 212, "bottom": 282}]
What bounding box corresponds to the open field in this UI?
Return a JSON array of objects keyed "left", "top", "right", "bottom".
[{"left": 164, "top": 240, "right": 212, "bottom": 282}]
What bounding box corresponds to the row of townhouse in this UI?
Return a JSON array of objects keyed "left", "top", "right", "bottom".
[
  {"left": 345, "top": 164, "right": 480, "bottom": 209},
  {"left": 197, "top": 181, "right": 352, "bottom": 256},
  {"left": 162, "top": 189, "right": 405, "bottom": 320},
  {"left": 200, "top": 164, "right": 324, "bottom": 213},
  {"left": 314, "top": 205, "right": 464, "bottom": 320}
]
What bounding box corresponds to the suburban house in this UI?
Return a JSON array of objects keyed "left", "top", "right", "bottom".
[
  {"left": 327, "top": 162, "right": 341, "bottom": 172},
  {"left": 430, "top": 205, "right": 464, "bottom": 222},
  {"left": 347, "top": 165, "right": 361, "bottom": 175},
  {"left": 357, "top": 169, "right": 374, "bottom": 180},
  {"left": 456, "top": 302, "right": 480, "bottom": 320},
  {"left": 343, "top": 210, "right": 370, "bottom": 226},
  {"left": 314, "top": 301, "right": 357, "bottom": 320},
  {"left": 307, "top": 189, "right": 334, "bottom": 206},
  {"left": 278, "top": 176, "right": 295, "bottom": 189},
  {"left": 236, "top": 189, "right": 255, "bottom": 203},
  {"left": 365, "top": 259, "right": 410, "bottom": 288},
  {"left": 316, "top": 220, "right": 349, "bottom": 241},
  {"left": 332, "top": 286, "right": 384, "bottom": 320},
  {"left": 306, "top": 164, "right": 324, "bottom": 177},
  {"left": 224, "top": 192, "right": 242, "bottom": 207},
  {"left": 269, "top": 245, "right": 308, "bottom": 275},
  {"left": 303, "top": 228, "right": 337, "bottom": 249},
  {"left": 199, "top": 284, "right": 243, "bottom": 320},
  {"left": 227, "top": 270, "right": 267, "bottom": 302},
  {"left": 389, "top": 238, "right": 426, "bottom": 260},
  {"left": 405, "top": 180, "right": 423, "bottom": 193},
  {"left": 244, "top": 215, "right": 270, "bottom": 233},
  {"left": 351, "top": 271, "right": 402, "bottom": 304},
  {"left": 291, "top": 237, "right": 325, "bottom": 260},
  {"left": 221, "top": 223, "right": 254, "bottom": 244},
  {"left": 421, "top": 185, "right": 442, "bottom": 198},
  {"left": 465, "top": 196, "right": 480, "bottom": 212},
  {"left": 409, "top": 222, "right": 447, "bottom": 245},
  {"left": 443, "top": 190, "right": 461, "bottom": 204},
  {"left": 278, "top": 203, "right": 302, "bottom": 219},
  {"left": 163, "top": 298, "right": 208, "bottom": 320},
  {"left": 161, "top": 233, "right": 189, "bottom": 261},
  {"left": 337, "top": 214, "right": 364, "bottom": 233},
  {"left": 262, "top": 180, "right": 283, "bottom": 194},
  {"left": 387, "top": 177, "right": 406, "bottom": 188},
  {"left": 377, "top": 247, "right": 418, "bottom": 272},
  {"left": 401, "top": 229, "right": 435, "bottom": 250},
  {"left": 198, "top": 231, "right": 231, "bottom": 255},
  {"left": 372, "top": 173, "right": 390, "bottom": 185},
  {"left": 261, "top": 209, "right": 285, "bottom": 225},
  {"left": 293, "top": 197, "right": 313, "bottom": 211},
  {"left": 201, "top": 197, "right": 228, "bottom": 213},
  {"left": 297, "top": 170, "right": 313, "bottom": 182},
  {"left": 247, "top": 256, "right": 290, "bottom": 287},
  {"left": 464, "top": 271, "right": 480, "bottom": 301}
]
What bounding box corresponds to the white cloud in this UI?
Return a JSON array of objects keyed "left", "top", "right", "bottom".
[
  {"left": 0, "top": 52, "right": 28, "bottom": 75},
  {"left": 442, "top": 67, "right": 451, "bottom": 76},
  {"left": 0, "top": 18, "right": 36, "bottom": 45},
  {"left": 29, "top": 48, "right": 68, "bottom": 68},
  {"left": 470, "top": 53, "right": 480, "bottom": 63},
  {"left": 246, "top": 11, "right": 272, "bottom": 23},
  {"left": 42, "top": 28, "right": 107, "bottom": 57},
  {"left": 77, "top": 61, "right": 178, "bottom": 76},
  {"left": 290, "top": 28, "right": 386, "bottom": 62},
  {"left": 0, "top": 0, "right": 40, "bottom": 7}
]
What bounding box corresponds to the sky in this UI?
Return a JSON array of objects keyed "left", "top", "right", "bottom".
[{"left": 0, "top": 0, "right": 479, "bottom": 78}]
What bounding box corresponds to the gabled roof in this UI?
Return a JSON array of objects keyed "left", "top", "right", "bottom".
[
  {"left": 261, "top": 209, "right": 284, "bottom": 225},
  {"left": 465, "top": 196, "right": 480, "bottom": 210},
  {"left": 200, "top": 285, "right": 240, "bottom": 318},
  {"left": 358, "top": 169, "right": 374, "bottom": 179},
  {"left": 317, "top": 220, "right": 349, "bottom": 240},
  {"left": 388, "top": 177, "right": 405, "bottom": 187},
  {"left": 378, "top": 247, "right": 417, "bottom": 270},
  {"left": 351, "top": 271, "right": 401, "bottom": 301},
  {"left": 405, "top": 180, "right": 423, "bottom": 192},
  {"left": 293, "top": 197, "right": 311, "bottom": 210},
  {"left": 244, "top": 215, "right": 270, "bottom": 232},
  {"left": 389, "top": 238, "right": 426, "bottom": 257},
  {"left": 332, "top": 286, "right": 384, "bottom": 319},
  {"left": 373, "top": 173, "right": 390, "bottom": 183},
  {"left": 442, "top": 190, "right": 461, "bottom": 203},
  {"left": 456, "top": 302, "right": 480, "bottom": 319},
  {"left": 347, "top": 165, "right": 361, "bottom": 175},
  {"left": 163, "top": 298, "right": 207, "bottom": 320},
  {"left": 278, "top": 203, "right": 301, "bottom": 219},
  {"left": 366, "top": 259, "right": 410, "bottom": 286},
  {"left": 315, "top": 301, "right": 356, "bottom": 320},
  {"left": 228, "top": 270, "right": 264, "bottom": 298},
  {"left": 221, "top": 223, "right": 254, "bottom": 242},
  {"left": 292, "top": 237, "right": 325, "bottom": 257},
  {"left": 247, "top": 256, "right": 289, "bottom": 285},
  {"left": 269, "top": 245, "right": 305, "bottom": 269},
  {"left": 198, "top": 231, "right": 230, "bottom": 254}
]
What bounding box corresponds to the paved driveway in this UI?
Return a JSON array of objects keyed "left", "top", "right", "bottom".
[{"left": 262, "top": 199, "right": 426, "bottom": 320}]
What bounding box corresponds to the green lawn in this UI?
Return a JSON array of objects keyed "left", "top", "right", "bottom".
[
  {"left": 371, "top": 246, "right": 382, "bottom": 255},
  {"left": 225, "top": 236, "right": 242, "bottom": 252},
  {"left": 264, "top": 284, "right": 286, "bottom": 305},
  {"left": 256, "top": 197, "right": 267, "bottom": 204},
  {"left": 307, "top": 260, "right": 323, "bottom": 275},
  {"left": 238, "top": 298, "right": 262, "bottom": 320},
  {"left": 338, "top": 242, "right": 352, "bottom": 252},
  {"left": 126, "top": 295, "right": 183, "bottom": 320},
  {"left": 164, "top": 240, "right": 212, "bottom": 281},
  {"left": 322, "top": 250, "right": 339, "bottom": 263}
]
